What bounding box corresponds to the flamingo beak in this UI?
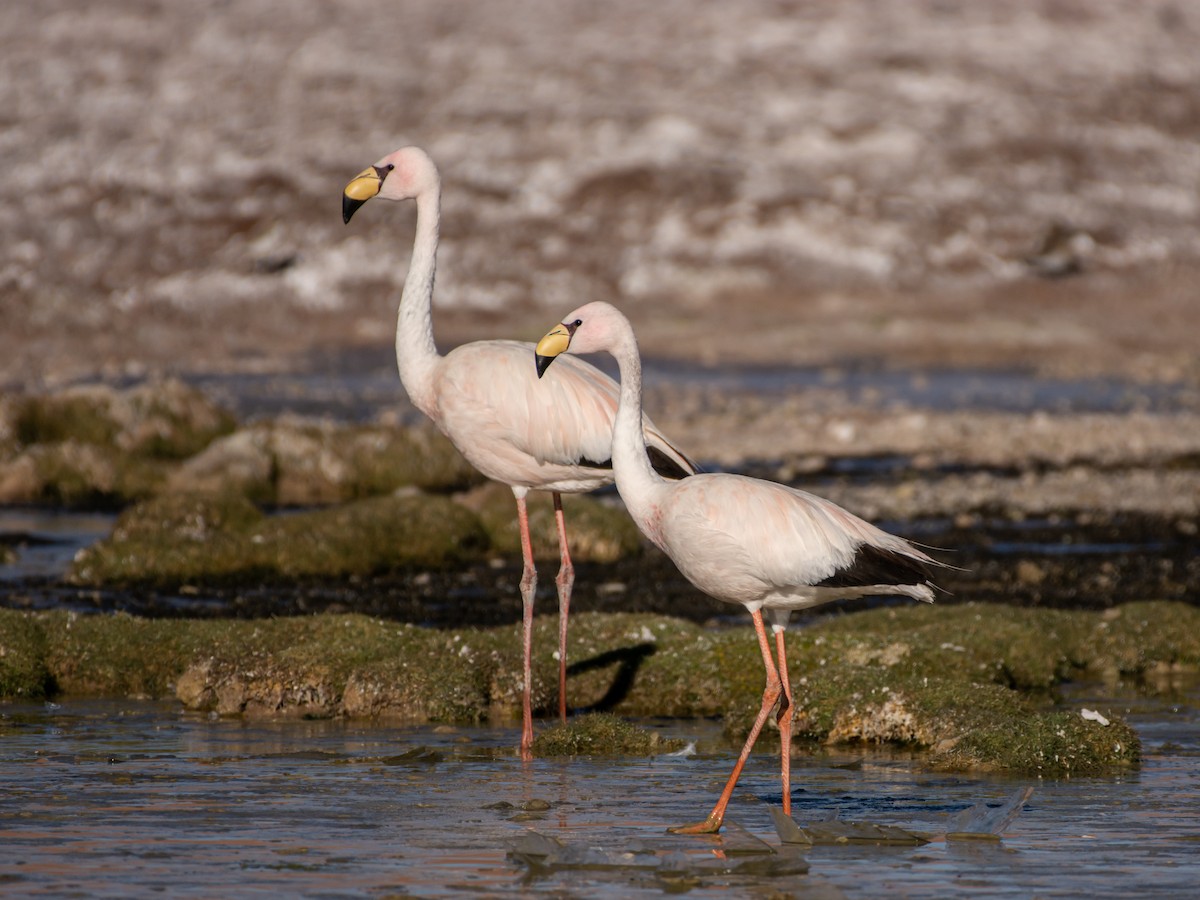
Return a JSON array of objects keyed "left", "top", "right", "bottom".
[
  {"left": 342, "top": 165, "right": 389, "bottom": 224},
  {"left": 534, "top": 325, "right": 572, "bottom": 379}
]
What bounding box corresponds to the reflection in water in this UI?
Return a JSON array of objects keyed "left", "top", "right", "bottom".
[{"left": 0, "top": 697, "right": 1197, "bottom": 896}]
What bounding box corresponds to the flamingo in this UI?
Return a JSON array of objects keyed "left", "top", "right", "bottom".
[
  {"left": 341, "top": 149, "right": 696, "bottom": 759},
  {"left": 534, "top": 301, "right": 940, "bottom": 833}
]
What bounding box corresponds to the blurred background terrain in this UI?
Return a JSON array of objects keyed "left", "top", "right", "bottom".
[{"left": 2, "top": 0, "right": 1198, "bottom": 389}]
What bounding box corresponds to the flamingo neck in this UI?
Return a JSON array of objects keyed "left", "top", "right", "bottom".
[
  {"left": 610, "top": 325, "right": 667, "bottom": 525},
  {"left": 395, "top": 187, "right": 442, "bottom": 417}
]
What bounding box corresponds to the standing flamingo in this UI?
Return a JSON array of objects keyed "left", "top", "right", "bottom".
[
  {"left": 342, "top": 149, "right": 696, "bottom": 758},
  {"left": 534, "top": 301, "right": 940, "bottom": 833}
]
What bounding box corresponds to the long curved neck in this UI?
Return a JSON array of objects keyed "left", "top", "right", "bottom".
[
  {"left": 395, "top": 187, "right": 442, "bottom": 417},
  {"left": 610, "top": 326, "right": 668, "bottom": 525}
]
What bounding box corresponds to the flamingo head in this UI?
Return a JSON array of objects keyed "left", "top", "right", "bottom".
[
  {"left": 343, "top": 146, "right": 440, "bottom": 224},
  {"left": 535, "top": 301, "right": 628, "bottom": 378}
]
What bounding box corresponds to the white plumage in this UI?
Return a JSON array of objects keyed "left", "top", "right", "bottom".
[
  {"left": 656, "top": 474, "right": 934, "bottom": 611},
  {"left": 535, "top": 301, "right": 939, "bottom": 832},
  {"left": 342, "top": 149, "right": 695, "bottom": 759}
]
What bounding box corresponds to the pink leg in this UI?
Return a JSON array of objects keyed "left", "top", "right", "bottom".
[
  {"left": 669, "top": 610, "right": 781, "bottom": 835},
  {"left": 515, "top": 493, "right": 537, "bottom": 760},
  {"left": 552, "top": 492, "right": 574, "bottom": 724},
  {"left": 775, "top": 630, "right": 794, "bottom": 817}
]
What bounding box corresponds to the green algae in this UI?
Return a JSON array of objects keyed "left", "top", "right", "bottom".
[
  {"left": 170, "top": 421, "right": 484, "bottom": 507},
  {"left": 3, "top": 602, "right": 1197, "bottom": 773},
  {"left": 467, "top": 483, "right": 643, "bottom": 563},
  {"left": 68, "top": 492, "right": 491, "bottom": 586},
  {"left": 809, "top": 601, "right": 1200, "bottom": 690},
  {"left": 937, "top": 707, "right": 1140, "bottom": 775},
  {"left": 45, "top": 612, "right": 232, "bottom": 699},
  {"left": 9, "top": 381, "right": 236, "bottom": 461},
  {"left": 1, "top": 382, "right": 484, "bottom": 511},
  {"left": 13, "top": 441, "right": 169, "bottom": 507},
  {"left": 1, "top": 381, "right": 235, "bottom": 506},
  {"left": 255, "top": 493, "right": 489, "bottom": 577},
  {"left": 174, "top": 617, "right": 504, "bottom": 721},
  {"left": 66, "top": 486, "right": 642, "bottom": 587},
  {"left": 0, "top": 612, "right": 54, "bottom": 699},
  {"left": 533, "top": 713, "right": 687, "bottom": 756},
  {"left": 13, "top": 395, "right": 121, "bottom": 448},
  {"left": 338, "top": 423, "right": 483, "bottom": 497},
  {"left": 2, "top": 384, "right": 644, "bottom": 579},
  {"left": 67, "top": 493, "right": 270, "bottom": 585}
]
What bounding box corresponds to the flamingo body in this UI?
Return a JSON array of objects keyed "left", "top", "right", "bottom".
[
  {"left": 343, "top": 150, "right": 694, "bottom": 758},
  {"left": 434, "top": 339, "right": 687, "bottom": 492},
  {"left": 534, "top": 301, "right": 939, "bottom": 832},
  {"left": 639, "top": 472, "right": 933, "bottom": 613}
]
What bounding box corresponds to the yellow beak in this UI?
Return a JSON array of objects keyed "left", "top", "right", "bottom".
[
  {"left": 342, "top": 165, "right": 387, "bottom": 224},
  {"left": 534, "top": 325, "right": 572, "bottom": 378}
]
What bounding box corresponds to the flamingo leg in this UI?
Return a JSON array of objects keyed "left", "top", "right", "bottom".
[
  {"left": 552, "top": 492, "right": 574, "bottom": 724},
  {"left": 515, "top": 493, "right": 537, "bottom": 760},
  {"left": 669, "top": 610, "right": 781, "bottom": 835},
  {"left": 775, "top": 629, "right": 794, "bottom": 817}
]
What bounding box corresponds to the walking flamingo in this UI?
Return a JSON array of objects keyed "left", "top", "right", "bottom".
[
  {"left": 342, "top": 150, "right": 696, "bottom": 758},
  {"left": 534, "top": 301, "right": 940, "bottom": 832}
]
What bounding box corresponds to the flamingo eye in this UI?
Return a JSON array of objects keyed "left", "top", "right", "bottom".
[
  {"left": 572, "top": 319, "right": 582, "bottom": 327},
  {"left": 386, "top": 164, "right": 395, "bottom": 171}
]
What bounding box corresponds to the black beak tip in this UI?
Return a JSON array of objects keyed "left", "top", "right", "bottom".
[
  {"left": 535, "top": 355, "right": 553, "bottom": 379},
  {"left": 342, "top": 195, "right": 366, "bottom": 225}
]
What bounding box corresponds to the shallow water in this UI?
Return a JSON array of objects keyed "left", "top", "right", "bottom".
[
  {"left": 183, "top": 361, "right": 1199, "bottom": 425},
  {"left": 1, "top": 692, "right": 1197, "bottom": 897},
  {"left": 0, "top": 510, "right": 114, "bottom": 584}
]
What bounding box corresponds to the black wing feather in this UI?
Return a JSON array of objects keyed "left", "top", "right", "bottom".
[{"left": 817, "top": 544, "right": 933, "bottom": 589}]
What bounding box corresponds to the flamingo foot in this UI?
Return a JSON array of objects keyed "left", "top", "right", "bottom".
[{"left": 667, "top": 814, "right": 724, "bottom": 835}]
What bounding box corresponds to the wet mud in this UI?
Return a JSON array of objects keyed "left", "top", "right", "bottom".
[{"left": 3, "top": 505, "right": 1193, "bottom": 625}]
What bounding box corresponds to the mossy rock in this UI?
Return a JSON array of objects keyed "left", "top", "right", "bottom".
[
  {"left": 169, "top": 420, "right": 482, "bottom": 506},
  {"left": 12, "top": 393, "right": 120, "bottom": 448},
  {"left": 1080, "top": 601, "right": 1200, "bottom": 681},
  {"left": 465, "top": 482, "right": 642, "bottom": 563},
  {"left": 338, "top": 423, "right": 483, "bottom": 497},
  {"left": 167, "top": 422, "right": 349, "bottom": 506},
  {"left": 0, "top": 381, "right": 233, "bottom": 506},
  {"left": 0, "top": 611, "right": 55, "bottom": 699},
  {"left": 784, "top": 666, "right": 1139, "bottom": 776},
  {"left": 808, "top": 601, "right": 1200, "bottom": 691},
  {"left": 43, "top": 611, "right": 231, "bottom": 698},
  {"left": 5, "top": 603, "right": 1193, "bottom": 774},
  {"left": 258, "top": 493, "right": 490, "bottom": 578},
  {"left": 68, "top": 493, "right": 267, "bottom": 585},
  {"left": 934, "top": 706, "right": 1139, "bottom": 775},
  {"left": 68, "top": 491, "right": 491, "bottom": 586},
  {"left": 2, "top": 441, "right": 168, "bottom": 507},
  {"left": 11, "top": 380, "right": 235, "bottom": 460},
  {"left": 810, "top": 604, "right": 1090, "bottom": 692},
  {"left": 176, "top": 618, "right": 506, "bottom": 721},
  {"left": 4, "top": 382, "right": 484, "bottom": 510},
  {"left": 533, "top": 713, "right": 686, "bottom": 756}
]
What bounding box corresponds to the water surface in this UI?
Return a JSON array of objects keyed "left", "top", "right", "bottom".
[{"left": 1, "top": 692, "right": 1196, "bottom": 897}]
